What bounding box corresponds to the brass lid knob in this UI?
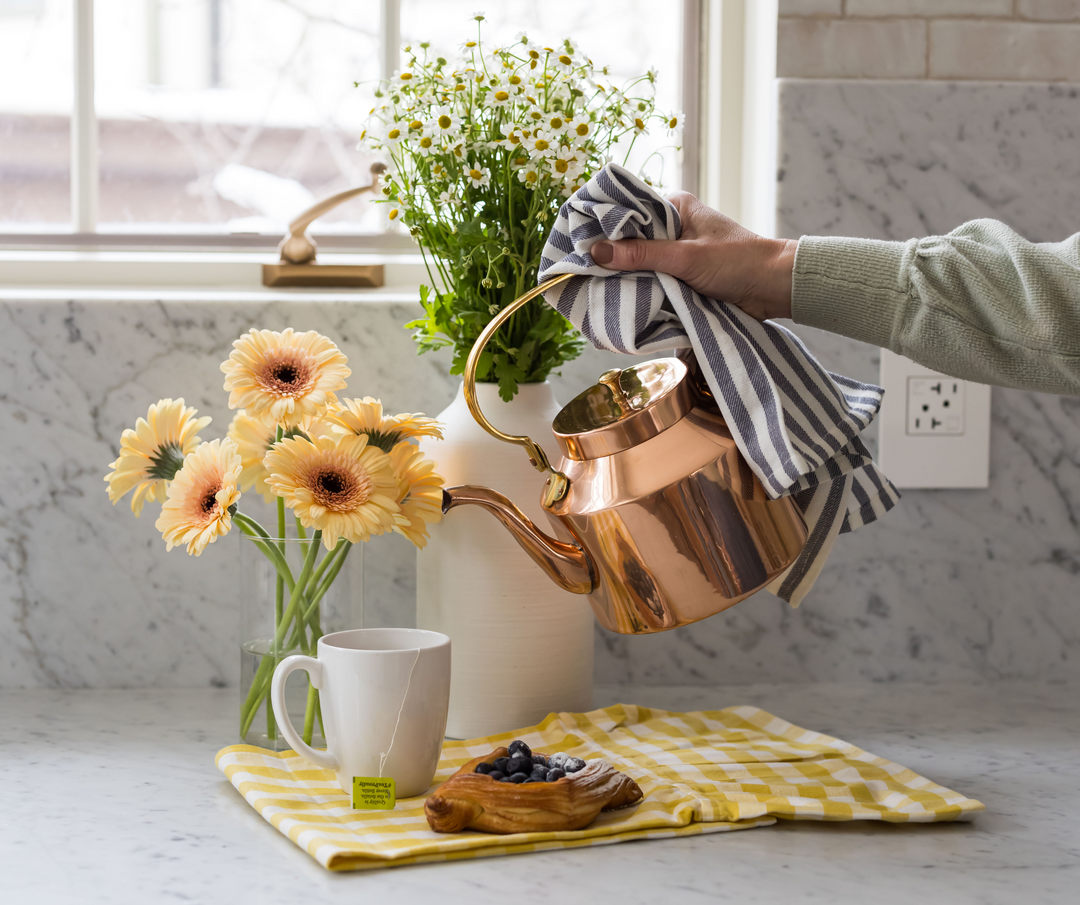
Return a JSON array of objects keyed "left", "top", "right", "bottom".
[{"left": 551, "top": 358, "right": 695, "bottom": 460}]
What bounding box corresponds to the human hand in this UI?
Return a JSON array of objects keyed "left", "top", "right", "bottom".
[{"left": 589, "top": 192, "right": 797, "bottom": 321}]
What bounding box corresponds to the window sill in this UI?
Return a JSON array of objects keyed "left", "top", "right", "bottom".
[{"left": 0, "top": 249, "right": 428, "bottom": 298}]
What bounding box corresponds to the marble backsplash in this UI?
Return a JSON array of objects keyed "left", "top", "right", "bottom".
[{"left": 3, "top": 79, "right": 1079, "bottom": 688}]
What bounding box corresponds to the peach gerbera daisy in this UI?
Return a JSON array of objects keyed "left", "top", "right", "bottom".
[
  {"left": 104, "top": 398, "right": 212, "bottom": 516},
  {"left": 220, "top": 328, "right": 350, "bottom": 428},
  {"left": 264, "top": 433, "right": 400, "bottom": 550},
  {"left": 389, "top": 443, "right": 445, "bottom": 548},
  {"left": 328, "top": 397, "right": 443, "bottom": 452},
  {"left": 155, "top": 438, "right": 242, "bottom": 556}
]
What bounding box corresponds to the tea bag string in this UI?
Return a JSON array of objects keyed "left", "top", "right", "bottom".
[{"left": 378, "top": 647, "right": 422, "bottom": 779}]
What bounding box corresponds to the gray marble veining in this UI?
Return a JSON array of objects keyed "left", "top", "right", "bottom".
[{"left": 3, "top": 682, "right": 1076, "bottom": 904}]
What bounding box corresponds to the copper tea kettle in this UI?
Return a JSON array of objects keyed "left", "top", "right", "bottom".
[{"left": 441, "top": 273, "right": 808, "bottom": 635}]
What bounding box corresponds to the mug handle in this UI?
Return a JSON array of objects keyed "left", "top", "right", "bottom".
[{"left": 270, "top": 655, "right": 340, "bottom": 771}]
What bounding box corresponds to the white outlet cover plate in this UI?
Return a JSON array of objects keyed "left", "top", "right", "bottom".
[{"left": 878, "top": 349, "right": 991, "bottom": 489}]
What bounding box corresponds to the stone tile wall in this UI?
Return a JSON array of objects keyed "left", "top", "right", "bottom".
[{"left": 778, "top": 0, "right": 1080, "bottom": 79}]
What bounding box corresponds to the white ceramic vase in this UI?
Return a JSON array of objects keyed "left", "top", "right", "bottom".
[{"left": 417, "top": 381, "right": 595, "bottom": 739}]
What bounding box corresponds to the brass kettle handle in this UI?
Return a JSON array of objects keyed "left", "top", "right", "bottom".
[{"left": 463, "top": 272, "right": 576, "bottom": 506}]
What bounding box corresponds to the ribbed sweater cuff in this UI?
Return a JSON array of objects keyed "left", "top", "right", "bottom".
[{"left": 790, "top": 235, "right": 911, "bottom": 350}]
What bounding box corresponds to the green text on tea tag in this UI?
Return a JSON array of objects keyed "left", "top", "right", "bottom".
[{"left": 352, "top": 777, "right": 396, "bottom": 810}]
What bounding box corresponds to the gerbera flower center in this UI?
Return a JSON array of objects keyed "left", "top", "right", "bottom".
[
  {"left": 258, "top": 354, "right": 315, "bottom": 398},
  {"left": 200, "top": 487, "right": 220, "bottom": 514},
  {"left": 307, "top": 457, "right": 374, "bottom": 512}
]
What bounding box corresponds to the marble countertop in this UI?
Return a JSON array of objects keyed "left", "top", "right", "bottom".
[{"left": 3, "top": 682, "right": 1076, "bottom": 904}]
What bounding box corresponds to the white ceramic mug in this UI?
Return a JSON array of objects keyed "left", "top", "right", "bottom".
[{"left": 271, "top": 628, "right": 451, "bottom": 799}]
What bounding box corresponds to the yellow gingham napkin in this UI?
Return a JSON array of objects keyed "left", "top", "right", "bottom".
[{"left": 216, "top": 703, "right": 983, "bottom": 871}]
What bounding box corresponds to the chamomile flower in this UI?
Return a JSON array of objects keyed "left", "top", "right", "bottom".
[
  {"left": 390, "top": 69, "right": 415, "bottom": 87},
  {"left": 413, "top": 131, "right": 437, "bottom": 156},
  {"left": 553, "top": 50, "right": 575, "bottom": 73},
  {"left": 471, "top": 10, "right": 485, "bottom": 21},
  {"left": 517, "top": 162, "right": 540, "bottom": 187},
  {"left": 429, "top": 106, "right": 460, "bottom": 134},
  {"left": 522, "top": 128, "right": 556, "bottom": 158},
  {"left": 383, "top": 121, "right": 408, "bottom": 144},
  {"left": 665, "top": 111, "right": 684, "bottom": 137},
  {"left": 485, "top": 88, "right": 513, "bottom": 108},
  {"left": 550, "top": 150, "right": 583, "bottom": 180},
  {"left": 544, "top": 113, "right": 571, "bottom": 134},
  {"left": 465, "top": 165, "right": 491, "bottom": 188},
  {"left": 567, "top": 116, "right": 593, "bottom": 140}
]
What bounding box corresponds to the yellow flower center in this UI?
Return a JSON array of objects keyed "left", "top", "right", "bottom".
[
  {"left": 506, "top": 132, "right": 520, "bottom": 144},
  {"left": 530, "top": 110, "right": 542, "bottom": 120},
  {"left": 509, "top": 75, "right": 521, "bottom": 84},
  {"left": 454, "top": 146, "right": 463, "bottom": 157},
  {"left": 465, "top": 41, "right": 477, "bottom": 47},
  {"left": 469, "top": 169, "right": 483, "bottom": 181},
  {"left": 558, "top": 54, "right": 571, "bottom": 66},
  {"left": 495, "top": 90, "right": 509, "bottom": 101},
  {"left": 669, "top": 117, "right": 678, "bottom": 128},
  {"left": 525, "top": 170, "right": 537, "bottom": 183},
  {"left": 454, "top": 84, "right": 466, "bottom": 91},
  {"left": 575, "top": 123, "right": 589, "bottom": 136},
  {"left": 528, "top": 49, "right": 540, "bottom": 59},
  {"left": 400, "top": 72, "right": 412, "bottom": 80},
  {"left": 438, "top": 114, "right": 452, "bottom": 128},
  {"left": 410, "top": 119, "right": 422, "bottom": 130},
  {"left": 635, "top": 118, "right": 645, "bottom": 130},
  {"left": 533, "top": 138, "right": 549, "bottom": 151},
  {"left": 549, "top": 117, "right": 563, "bottom": 129},
  {"left": 388, "top": 128, "right": 401, "bottom": 139},
  {"left": 555, "top": 158, "right": 568, "bottom": 173},
  {"left": 419, "top": 136, "right": 432, "bottom": 147},
  {"left": 389, "top": 209, "right": 399, "bottom": 220}
]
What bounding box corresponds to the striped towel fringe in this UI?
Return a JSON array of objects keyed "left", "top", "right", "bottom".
[{"left": 538, "top": 164, "right": 900, "bottom": 606}]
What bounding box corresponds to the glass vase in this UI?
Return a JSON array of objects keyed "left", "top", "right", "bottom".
[{"left": 238, "top": 527, "right": 363, "bottom": 750}]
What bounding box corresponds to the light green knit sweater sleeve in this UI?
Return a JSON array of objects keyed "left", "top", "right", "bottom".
[{"left": 790, "top": 219, "right": 1080, "bottom": 395}]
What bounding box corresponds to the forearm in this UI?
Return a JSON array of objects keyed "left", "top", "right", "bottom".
[{"left": 791, "top": 219, "right": 1080, "bottom": 396}]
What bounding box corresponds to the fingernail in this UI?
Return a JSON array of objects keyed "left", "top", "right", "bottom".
[{"left": 591, "top": 241, "right": 613, "bottom": 265}]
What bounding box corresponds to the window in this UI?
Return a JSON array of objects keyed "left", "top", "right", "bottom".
[{"left": 0, "top": 0, "right": 701, "bottom": 250}]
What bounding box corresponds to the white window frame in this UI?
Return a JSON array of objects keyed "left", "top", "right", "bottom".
[{"left": 0, "top": 1, "right": 773, "bottom": 268}]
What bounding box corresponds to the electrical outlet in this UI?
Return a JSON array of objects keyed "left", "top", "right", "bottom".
[
  {"left": 879, "top": 349, "right": 990, "bottom": 489},
  {"left": 907, "top": 377, "right": 964, "bottom": 435}
]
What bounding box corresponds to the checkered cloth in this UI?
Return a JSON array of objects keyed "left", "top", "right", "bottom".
[
  {"left": 537, "top": 164, "right": 901, "bottom": 605},
  {"left": 216, "top": 703, "right": 982, "bottom": 872}
]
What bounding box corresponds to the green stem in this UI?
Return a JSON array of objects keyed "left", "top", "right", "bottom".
[
  {"left": 270, "top": 428, "right": 286, "bottom": 741},
  {"left": 240, "top": 529, "right": 322, "bottom": 739},
  {"left": 302, "top": 682, "right": 318, "bottom": 746}
]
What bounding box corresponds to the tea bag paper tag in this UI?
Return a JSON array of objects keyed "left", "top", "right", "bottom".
[{"left": 352, "top": 777, "right": 396, "bottom": 810}]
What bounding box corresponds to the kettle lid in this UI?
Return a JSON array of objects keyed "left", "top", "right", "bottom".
[{"left": 552, "top": 357, "right": 695, "bottom": 460}]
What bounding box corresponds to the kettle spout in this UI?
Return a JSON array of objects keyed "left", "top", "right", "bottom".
[{"left": 442, "top": 486, "right": 595, "bottom": 595}]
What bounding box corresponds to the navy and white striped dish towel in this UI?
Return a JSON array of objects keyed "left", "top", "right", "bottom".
[{"left": 538, "top": 164, "right": 900, "bottom": 607}]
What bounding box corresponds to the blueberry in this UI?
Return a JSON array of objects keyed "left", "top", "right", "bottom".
[
  {"left": 565, "top": 757, "right": 586, "bottom": 773},
  {"left": 547, "top": 752, "right": 569, "bottom": 769},
  {"left": 493, "top": 757, "right": 510, "bottom": 773},
  {"left": 498, "top": 775, "right": 513, "bottom": 782},
  {"left": 488, "top": 770, "right": 505, "bottom": 781},
  {"left": 530, "top": 764, "right": 549, "bottom": 779},
  {"left": 507, "top": 740, "right": 532, "bottom": 760},
  {"left": 525, "top": 777, "right": 543, "bottom": 783},
  {"left": 475, "top": 761, "right": 494, "bottom": 774},
  {"left": 531, "top": 753, "right": 548, "bottom": 766},
  {"left": 546, "top": 769, "right": 565, "bottom": 782},
  {"left": 507, "top": 755, "right": 532, "bottom": 775},
  {"left": 509, "top": 772, "right": 529, "bottom": 783}
]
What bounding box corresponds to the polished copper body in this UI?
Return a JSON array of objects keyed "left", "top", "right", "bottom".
[{"left": 443, "top": 275, "right": 809, "bottom": 635}]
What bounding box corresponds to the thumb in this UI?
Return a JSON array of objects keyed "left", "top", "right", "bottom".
[{"left": 591, "top": 238, "right": 683, "bottom": 275}]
